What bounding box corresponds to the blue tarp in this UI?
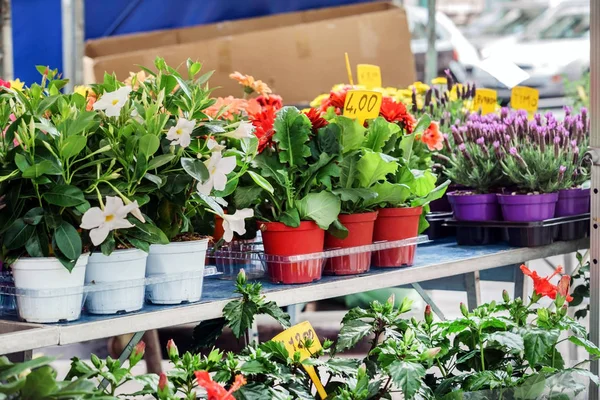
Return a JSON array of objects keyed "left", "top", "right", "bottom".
[{"left": 12, "top": 0, "right": 373, "bottom": 84}]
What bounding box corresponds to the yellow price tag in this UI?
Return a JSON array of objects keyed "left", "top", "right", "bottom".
[
  {"left": 343, "top": 90, "right": 383, "bottom": 124},
  {"left": 471, "top": 88, "right": 497, "bottom": 115},
  {"left": 357, "top": 64, "right": 382, "bottom": 89},
  {"left": 272, "top": 321, "right": 327, "bottom": 399},
  {"left": 511, "top": 86, "right": 539, "bottom": 113}
]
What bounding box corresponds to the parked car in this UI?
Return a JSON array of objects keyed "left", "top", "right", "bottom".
[
  {"left": 473, "top": 1, "right": 589, "bottom": 100},
  {"left": 406, "top": 5, "right": 478, "bottom": 82}
]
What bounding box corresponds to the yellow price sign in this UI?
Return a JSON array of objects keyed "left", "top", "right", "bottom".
[
  {"left": 343, "top": 90, "right": 383, "bottom": 124},
  {"left": 471, "top": 88, "right": 498, "bottom": 115},
  {"left": 272, "top": 321, "right": 327, "bottom": 399},
  {"left": 511, "top": 86, "right": 539, "bottom": 113},
  {"left": 357, "top": 64, "right": 382, "bottom": 89}
]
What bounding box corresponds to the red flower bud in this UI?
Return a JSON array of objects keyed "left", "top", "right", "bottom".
[
  {"left": 425, "top": 305, "right": 433, "bottom": 325},
  {"left": 158, "top": 372, "right": 168, "bottom": 390},
  {"left": 502, "top": 290, "right": 510, "bottom": 303},
  {"left": 167, "top": 339, "right": 179, "bottom": 361},
  {"left": 129, "top": 341, "right": 145, "bottom": 367}
]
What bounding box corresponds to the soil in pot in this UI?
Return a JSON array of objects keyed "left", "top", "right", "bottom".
[
  {"left": 324, "top": 212, "right": 377, "bottom": 275},
  {"left": 372, "top": 207, "right": 422, "bottom": 268},
  {"left": 85, "top": 249, "right": 147, "bottom": 314},
  {"left": 556, "top": 188, "right": 590, "bottom": 217},
  {"left": 260, "top": 221, "right": 325, "bottom": 284},
  {"left": 11, "top": 254, "right": 88, "bottom": 323},
  {"left": 448, "top": 191, "right": 500, "bottom": 221},
  {"left": 146, "top": 238, "right": 208, "bottom": 305},
  {"left": 497, "top": 192, "right": 558, "bottom": 222}
]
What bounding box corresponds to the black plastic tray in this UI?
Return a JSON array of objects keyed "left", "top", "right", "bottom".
[
  {"left": 425, "top": 212, "right": 455, "bottom": 240},
  {"left": 444, "top": 214, "right": 589, "bottom": 247}
]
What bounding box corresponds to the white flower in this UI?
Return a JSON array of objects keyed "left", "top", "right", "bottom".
[
  {"left": 80, "top": 196, "right": 144, "bottom": 246},
  {"left": 207, "top": 138, "right": 226, "bottom": 152},
  {"left": 166, "top": 118, "right": 195, "bottom": 148},
  {"left": 196, "top": 152, "right": 236, "bottom": 195},
  {"left": 223, "top": 121, "right": 255, "bottom": 139},
  {"left": 222, "top": 209, "right": 254, "bottom": 242},
  {"left": 93, "top": 86, "right": 132, "bottom": 117}
]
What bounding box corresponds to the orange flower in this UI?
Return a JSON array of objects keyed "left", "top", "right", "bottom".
[
  {"left": 520, "top": 265, "right": 573, "bottom": 302},
  {"left": 379, "top": 97, "right": 415, "bottom": 133},
  {"left": 420, "top": 121, "right": 443, "bottom": 151},
  {"left": 229, "top": 71, "right": 255, "bottom": 88},
  {"left": 245, "top": 98, "right": 262, "bottom": 117},
  {"left": 124, "top": 70, "right": 148, "bottom": 90},
  {"left": 205, "top": 96, "right": 248, "bottom": 121},
  {"left": 557, "top": 275, "right": 573, "bottom": 302},
  {"left": 252, "top": 79, "right": 272, "bottom": 97},
  {"left": 195, "top": 370, "right": 246, "bottom": 400}
]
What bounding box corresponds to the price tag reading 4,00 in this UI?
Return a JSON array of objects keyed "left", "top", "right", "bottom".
[
  {"left": 343, "top": 90, "right": 383, "bottom": 124},
  {"left": 272, "top": 321, "right": 327, "bottom": 399}
]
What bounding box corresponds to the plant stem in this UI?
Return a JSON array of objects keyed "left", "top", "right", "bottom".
[{"left": 478, "top": 327, "right": 485, "bottom": 372}]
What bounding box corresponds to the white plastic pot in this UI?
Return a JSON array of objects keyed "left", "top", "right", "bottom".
[
  {"left": 146, "top": 239, "right": 208, "bottom": 304},
  {"left": 85, "top": 249, "right": 147, "bottom": 314},
  {"left": 11, "top": 254, "right": 88, "bottom": 323}
]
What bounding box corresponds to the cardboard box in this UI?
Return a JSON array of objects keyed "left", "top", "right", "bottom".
[{"left": 84, "top": 2, "right": 415, "bottom": 104}]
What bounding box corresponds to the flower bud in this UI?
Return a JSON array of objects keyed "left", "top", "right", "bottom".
[
  {"left": 424, "top": 347, "right": 441, "bottom": 359},
  {"left": 451, "top": 126, "right": 464, "bottom": 145},
  {"left": 554, "top": 136, "right": 561, "bottom": 158},
  {"left": 459, "top": 143, "right": 473, "bottom": 165},
  {"left": 167, "top": 339, "right": 179, "bottom": 361},
  {"left": 445, "top": 69, "right": 454, "bottom": 92},
  {"left": 460, "top": 302, "right": 468, "bottom": 317},
  {"left": 559, "top": 304, "right": 568, "bottom": 317},
  {"left": 387, "top": 293, "right": 396, "bottom": 307},
  {"left": 129, "top": 341, "right": 145, "bottom": 368},
  {"left": 411, "top": 88, "right": 418, "bottom": 113},
  {"left": 425, "top": 88, "right": 432, "bottom": 107},
  {"left": 443, "top": 133, "right": 452, "bottom": 151},
  {"left": 425, "top": 305, "right": 433, "bottom": 325},
  {"left": 461, "top": 85, "right": 467, "bottom": 100},
  {"left": 434, "top": 87, "right": 441, "bottom": 101},
  {"left": 411, "top": 317, "right": 419, "bottom": 327},
  {"left": 502, "top": 289, "right": 510, "bottom": 303},
  {"left": 558, "top": 165, "right": 566, "bottom": 183}
]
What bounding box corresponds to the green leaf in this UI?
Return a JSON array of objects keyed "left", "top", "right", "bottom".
[
  {"left": 327, "top": 219, "right": 349, "bottom": 239},
  {"left": 335, "top": 116, "right": 366, "bottom": 154},
  {"left": 259, "top": 301, "right": 291, "bottom": 329},
  {"left": 568, "top": 336, "right": 600, "bottom": 357},
  {"left": 410, "top": 169, "right": 437, "bottom": 197},
  {"left": 126, "top": 219, "right": 169, "bottom": 245},
  {"left": 487, "top": 331, "right": 524, "bottom": 354},
  {"left": 333, "top": 188, "right": 378, "bottom": 203},
  {"left": 317, "top": 123, "right": 341, "bottom": 155},
  {"left": 23, "top": 208, "right": 44, "bottom": 225},
  {"left": 364, "top": 117, "right": 400, "bottom": 152},
  {"left": 273, "top": 107, "right": 312, "bottom": 167},
  {"left": 181, "top": 157, "right": 209, "bottom": 182},
  {"left": 356, "top": 151, "right": 398, "bottom": 188},
  {"left": 279, "top": 208, "right": 301, "bottom": 228},
  {"left": 0, "top": 377, "right": 25, "bottom": 395},
  {"left": 336, "top": 319, "right": 372, "bottom": 351},
  {"left": 413, "top": 115, "right": 432, "bottom": 135},
  {"left": 43, "top": 185, "right": 86, "bottom": 207},
  {"left": 523, "top": 328, "right": 559, "bottom": 366},
  {"left": 254, "top": 152, "right": 286, "bottom": 188},
  {"left": 399, "top": 132, "right": 416, "bottom": 163},
  {"left": 234, "top": 186, "right": 263, "bottom": 209},
  {"left": 20, "top": 366, "right": 57, "bottom": 400},
  {"left": 411, "top": 179, "right": 450, "bottom": 207},
  {"left": 25, "top": 229, "right": 48, "bottom": 257},
  {"left": 4, "top": 218, "right": 35, "bottom": 250},
  {"left": 364, "top": 182, "right": 411, "bottom": 208},
  {"left": 296, "top": 191, "right": 341, "bottom": 230},
  {"left": 54, "top": 221, "right": 82, "bottom": 261},
  {"left": 513, "top": 374, "right": 545, "bottom": 399},
  {"left": 22, "top": 160, "right": 61, "bottom": 178},
  {"left": 14, "top": 153, "right": 31, "bottom": 172},
  {"left": 339, "top": 152, "right": 360, "bottom": 188},
  {"left": 61, "top": 135, "right": 87, "bottom": 159},
  {"left": 248, "top": 171, "right": 274, "bottom": 194},
  {"left": 138, "top": 134, "right": 160, "bottom": 159},
  {"left": 222, "top": 297, "right": 259, "bottom": 339},
  {"left": 0, "top": 356, "right": 54, "bottom": 380},
  {"left": 387, "top": 360, "right": 426, "bottom": 399},
  {"left": 147, "top": 154, "right": 175, "bottom": 170}
]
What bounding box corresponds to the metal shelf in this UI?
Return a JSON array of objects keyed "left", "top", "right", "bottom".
[{"left": 0, "top": 238, "right": 588, "bottom": 354}]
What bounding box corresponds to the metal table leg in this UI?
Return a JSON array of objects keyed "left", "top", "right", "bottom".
[
  {"left": 411, "top": 283, "right": 446, "bottom": 321},
  {"left": 464, "top": 271, "right": 481, "bottom": 311}
]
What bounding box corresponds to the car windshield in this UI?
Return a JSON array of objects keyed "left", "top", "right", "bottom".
[
  {"left": 535, "top": 13, "right": 590, "bottom": 40},
  {"left": 482, "top": 8, "right": 545, "bottom": 35}
]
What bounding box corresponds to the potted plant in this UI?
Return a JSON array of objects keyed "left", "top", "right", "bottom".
[
  {"left": 556, "top": 107, "right": 590, "bottom": 217},
  {"left": 442, "top": 118, "right": 505, "bottom": 221},
  {"left": 499, "top": 110, "right": 577, "bottom": 221},
  {"left": 0, "top": 68, "right": 93, "bottom": 322},
  {"left": 241, "top": 106, "right": 341, "bottom": 284}
]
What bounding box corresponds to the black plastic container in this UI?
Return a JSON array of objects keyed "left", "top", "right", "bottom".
[
  {"left": 424, "top": 212, "right": 455, "bottom": 240},
  {"left": 444, "top": 214, "right": 589, "bottom": 247}
]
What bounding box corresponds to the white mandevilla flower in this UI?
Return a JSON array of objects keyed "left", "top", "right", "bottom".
[
  {"left": 222, "top": 209, "right": 254, "bottom": 242},
  {"left": 207, "top": 138, "right": 226, "bottom": 152},
  {"left": 222, "top": 121, "right": 255, "bottom": 139},
  {"left": 80, "top": 196, "right": 145, "bottom": 246},
  {"left": 166, "top": 118, "right": 195, "bottom": 148},
  {"left": 93, "top": 86, "right": 132, "bottom": 117},
  {"left": 197, "top": 151, "right": 236, "bottom": 195}
]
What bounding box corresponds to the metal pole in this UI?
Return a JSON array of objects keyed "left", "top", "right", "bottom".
[
  {"left": 589, "top": 0, "right": 599, "bottom": 397},
  {"left": 425, "top": 0, "right": 437, "bottom": 84},
  {"left": 61, "top": 0, "right": 84, "bottom": 92},
  {"left": 1, "top": 0, "right": 13, "bottom": 80}
]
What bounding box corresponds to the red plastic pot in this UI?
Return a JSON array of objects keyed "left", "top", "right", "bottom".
[
  {"left": 372, "top": 206, "right": 422, "bottom": 267},
  {"left": 259, "top": 221, "right": 325, "bottom": 284},
  {"left": 324, "top": 212, "right": 378, "bottom": 275}
]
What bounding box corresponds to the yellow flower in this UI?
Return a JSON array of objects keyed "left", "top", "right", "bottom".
[
  {"left": 449, "top": 84, "right": 464, "bottom": 101},
  {"left": 310, "top": 93, "right": 329, "bottom": 108},
  {"left": 9, "top": 79, "right": 24, "bottom": 91},
  {"left": 431, "top": 77, "right": 447, "bottom": 85},
  {"left": 331, "top": 83, "right": 347, "bottom": 92},
  {"left": 74, "top": 85, "right": 90, "bottom": 97},
  {"left": 409, "top": 81, "right": 430, "bottom": 94}
]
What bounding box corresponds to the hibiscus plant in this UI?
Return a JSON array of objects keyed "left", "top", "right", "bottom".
[{"left": 238, "top": 106, "right": 341, "bottom": 229}]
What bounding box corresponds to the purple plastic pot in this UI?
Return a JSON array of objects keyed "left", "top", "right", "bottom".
[
  {"left": 429, "top": 184, "right": 468, "bottom": 212},
  {"left": 497, "top": 193, "right": 559, "bottom": 222},
  {"left": 448, "top": 192, "right": 500, "bottom": 221},
  {"left": 556, "top": 188, "right": 590, "bottom": 217}
]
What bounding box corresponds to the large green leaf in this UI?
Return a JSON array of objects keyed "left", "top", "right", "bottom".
[
  {"left": 65, "top": 110, "right": 96, "bottom": 137},
  {"left": 20, "top": 366, "right": 57, "bottom": 400},
  {"left": 296, "top": 191, "right": 341, "bottom": 230},
  {"left": 4, "top": 218, "right": 35, "bottom": 250},
  {"left": 21, "top": 160, "right": 61, "bottom": 178},
  {"left": 513, "top": 374, "right": 546, "bottom": 400},
  {"left": 253, "top": 153, "right": 286, "bottom": 188},
  {"left": 364, "top": 117, "right": 400, "bottom": 152},
  {"left": 399, "top": 132, "right": 416, "bottom": 163},
  {"left": 411, "top": 180, "right": 450, "bottom": 207},
  {"left": 0, "top": 356, "right": 54, "bottom": 380},
  {"left": 147, "top": 154, "right": 175, "bottom": 170},
  {"left": 339, "top": 152, "right": 360, "bottom": 188},
  {"left": 138, "top": 134, "right": 160, "bottom": 159},
  {"left": 523, "top": 328, "right": 559, "bottom": 367},
  {"left": 25, "top": 229, "right": 48, "bottom": 257},
  {"left": 54, "top": 221, "right": 82, "bottom": 261},
  {"left": 181, "top": 157, "right": 209, "bottom": 182},
  {"left": 279, "top": 208, "right": 301, "bottom": 228},
  {"left": 487, "top": 331, "right": 524, "bottom": 354},
  {"left": 356, "top": 151, "right": 398, "bottom": 188},
  {"left": 61, "top": 135, "right": 87, "bottom": 159},
  {"left": 568, "top": 336, "right": 600, "bottom": 357},
  {"left": 43, "top": 185, "right": 86, "bottom": 207},
  {"left": 364, "top": 182, "right": 411, "bottom": 208},
  {"left": 336, "top": 319, "right": 373, "bottom": 351},
  {"left": 14, "top": 153, "right": 31, "bottom": 172},
  {"left": 222, "top": 296, "right": 259, "bottom": 339},
  {"left": 273, "top": 107, "right": 311, "bottom": 168},
  {"left": 248, "top": 171, "right": 274, "bottom": 194},
  {"left": 388, "top": 360, "right": 426, "bottom": 399},
  {"left": 317, "top": 123, "right": 341, "bottom": 155},
  {"left": 126, "top": 219, "right": 169, "bottom": 245},
  {"left": 335, "top": 116, "right": 366, "bottom": 154},
  {"left": 23, "top": 208, "right": 44, "bottom": 225},
  {"left": 410, "top": 170, "right": 437, "bottom": 197},
  {"left": 333, "top": 188, "right": 378, "bottom": 203}
]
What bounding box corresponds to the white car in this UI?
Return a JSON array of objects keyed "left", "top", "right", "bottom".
[{"left": 473, "top": 1, "right": 589, "bottom": 100}]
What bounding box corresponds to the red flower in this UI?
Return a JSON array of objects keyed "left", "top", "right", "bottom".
[
  {"left": 195, "top": 370, "right": 246, "bottom": 400},
  {"left": 520, "top": 265, "right": 573, "bottom": 302},
  {"left": 0, "top": 79, "right": 11, "bottom": 89},
  {"left": 379, "top": 97, "right": 415, "bottom": 133},
  {"left": 304, "top": 108, "right": 328, "bottom": 134},
  {"left": 420, "top": 121, "right": 443, "bottom": 151},
  {"left": 320, "top": 86, "right": 351, "bottom": 114},
  {"left": 250, "top": 106, "right": 277, "bottom": 153},
  {"left": 557, "top": 275, "right": 573, "bottom": 302},
  {"left": 129, "top": 341, "right": 146, "bottom": 367},
  {"left": 256, "top": 94, "right": 283, "bottom": 111}
]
